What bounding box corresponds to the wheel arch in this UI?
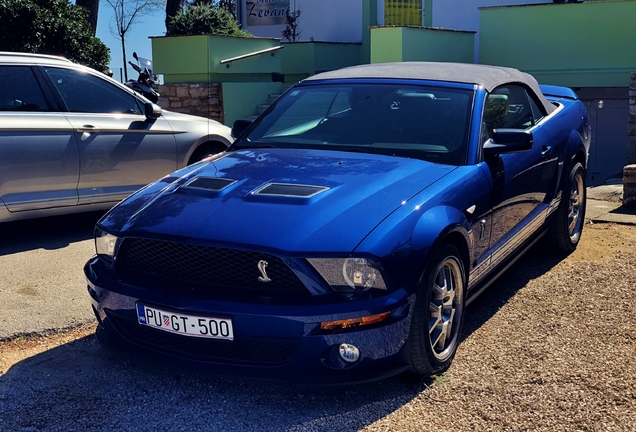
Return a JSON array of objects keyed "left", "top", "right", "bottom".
[
  {"left": 186, "top": 135, "right": 232, "bottom": 165},
  {"left": 410, "top": 206, "right": 472, "bottom": 286}
]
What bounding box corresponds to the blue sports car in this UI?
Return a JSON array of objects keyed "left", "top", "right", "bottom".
[{"left": 85, "top": 62, "right": 590, "bottom": 385}]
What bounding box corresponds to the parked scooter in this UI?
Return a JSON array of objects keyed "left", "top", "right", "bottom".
[{"left": 125, "top": 52, "right": 160, "bottom": 103}]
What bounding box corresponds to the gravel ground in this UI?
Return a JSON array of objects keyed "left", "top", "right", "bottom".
[{"left": 0, "top": 223, "right": 634, "bottom": 431}]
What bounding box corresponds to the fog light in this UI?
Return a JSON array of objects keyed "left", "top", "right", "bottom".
[{"left": 338, "top": 343, "right": 360, "bottom": 363}]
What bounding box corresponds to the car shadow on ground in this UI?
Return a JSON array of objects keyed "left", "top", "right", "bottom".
[
  {"left": 461, "top": 244, "right": 567, "bottom": 341},
  {"left": 0, "top": 332, "right": 419, "bottom": 431},
  {"left": 0, "top": 210, "right": 106, "bottom": 256},
  {"left": 0, "top": 245, "right": 569, "bottom": 431}
]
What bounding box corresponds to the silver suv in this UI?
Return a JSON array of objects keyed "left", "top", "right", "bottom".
[{"left": 0, "top": 52, "right": 233, "bottom": 222}]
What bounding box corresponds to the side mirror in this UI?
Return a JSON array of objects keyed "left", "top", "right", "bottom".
[
  {"left": 133, "top": 52, "right": 139, "bottom": 61},
  {"left": 144, "top": 102, "right": 162, "bottom": 119},
  {"left": 232, "top": 119, "right": 253, "bottom": 139},
  {"left": 483, "top": 129, "right": 533, "bottom": 156}
]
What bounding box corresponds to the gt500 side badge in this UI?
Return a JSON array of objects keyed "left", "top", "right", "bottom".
[{"left": 258, "top": 260, "right": 271, "bottom": 283}]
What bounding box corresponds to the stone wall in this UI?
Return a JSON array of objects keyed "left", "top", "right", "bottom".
[
  {"left": 625, "top": 73, "right": 636, "bottom": 206},
  {"left": 157, "top": 83, "right": 223, "bottom": 124}
]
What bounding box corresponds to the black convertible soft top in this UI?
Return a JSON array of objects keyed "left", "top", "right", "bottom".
[{"left": 305, "top": 62, "right": 556, "bottom": 114}]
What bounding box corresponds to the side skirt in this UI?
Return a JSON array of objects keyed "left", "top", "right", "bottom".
[{"left": 465, "top": 229, "right": 547, "bottom": 306}]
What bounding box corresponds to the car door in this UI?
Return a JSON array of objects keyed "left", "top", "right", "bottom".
[
  {"left": 480, "top": 84, "right": 557, "bottom": 264},
  {"left": 0, "top": 65, "right": 79, "bottom": 212},
  {"left": 40, "top": 66, "right": 178, "bottom": 205}
]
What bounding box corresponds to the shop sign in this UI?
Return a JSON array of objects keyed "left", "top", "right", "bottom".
[{"left": 246, "top": 0, "right": 290, "bottom": 26}]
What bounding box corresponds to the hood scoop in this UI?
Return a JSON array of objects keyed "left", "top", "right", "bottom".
[
  {"left": 183, "top": 177, "right": 237, "bottom": 192},
  {"left": 252, "top": 183, "right": 329, "bottom": 198}
]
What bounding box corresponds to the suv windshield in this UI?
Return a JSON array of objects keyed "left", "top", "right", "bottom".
[{"left": 236, "top": 82, "right": 474, "bottom": 165}]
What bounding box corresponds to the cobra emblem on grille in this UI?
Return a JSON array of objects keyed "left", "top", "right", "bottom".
[{"left": 258, "top": 260, "right": 271, "bottom": 283}]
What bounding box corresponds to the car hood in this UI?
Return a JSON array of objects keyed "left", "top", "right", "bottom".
[{"left": 106, "top": 148, "right": 456, "bottom": 254}]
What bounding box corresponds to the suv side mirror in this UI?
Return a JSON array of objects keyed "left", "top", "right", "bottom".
[
  {"left": 232, "top": 119, "right": 253, "bottom": 139},
  {"left": 483, "top": 129, "right": 533, "bottom": 156},
  {"left": 144, "top": 102, "right": 161, "bottom": 119}
]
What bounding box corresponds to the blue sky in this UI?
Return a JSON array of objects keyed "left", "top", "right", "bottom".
[{"left": 94, "top": 1, "right": 167, "bottom": 81}]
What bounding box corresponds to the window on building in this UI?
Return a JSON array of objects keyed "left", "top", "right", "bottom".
[{"left": 384, "top": 0, "right": 423, "bottom": 26}]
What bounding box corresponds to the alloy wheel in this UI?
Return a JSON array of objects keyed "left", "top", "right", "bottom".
[
  {"left": 568, "top": 170, "right": 585, "bottom": 242},
  {"left": 428, "top": 257, "right": 464, "bottom": 361}
]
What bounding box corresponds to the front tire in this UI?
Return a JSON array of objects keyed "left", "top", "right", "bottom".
[
  {"left": 409, "top": 244, "right": 466, "bottom": 376},
  {"left": 549, "top": 162, "right": 586, "bottom": 252}
]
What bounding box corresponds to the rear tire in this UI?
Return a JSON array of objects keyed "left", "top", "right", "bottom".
[
  {"left": 408, "top": 244, "right": 466, "bottom": 376},
  {"left": 548, "top": 162, "right": 586, "bottom": 252}
]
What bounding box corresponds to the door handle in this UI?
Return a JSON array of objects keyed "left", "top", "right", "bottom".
[
  {"left": 76, "top": 125, "right": 100, "bottom": 133},
  {"left": 541, "top": 145, "right": 552, "bottom": 158}
]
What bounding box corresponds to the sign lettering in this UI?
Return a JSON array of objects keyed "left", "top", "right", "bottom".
[{"left": 246, "top": 0, "right": 289, "bottom": 26}]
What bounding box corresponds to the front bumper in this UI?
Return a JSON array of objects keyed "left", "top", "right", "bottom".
[{"left": 85, "top": 257, "right": 415, "bottom": 385}]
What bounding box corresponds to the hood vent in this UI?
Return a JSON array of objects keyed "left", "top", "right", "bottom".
[
  {"left": 183, "top": 177, "right": 237, "bottom": 192},
  {"left": 253, "top": 183, "right": 329, "bottom": 198}
]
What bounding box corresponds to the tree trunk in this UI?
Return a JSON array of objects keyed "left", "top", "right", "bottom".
[
  {"left": 121, "top": 36, "right": 128, "bottom": 82},
  {"left": 165, "top": 0, "right": 185, "bottom": 29},
  {"left": 76, "top": 0, "right": 100, "bottom": 35}
]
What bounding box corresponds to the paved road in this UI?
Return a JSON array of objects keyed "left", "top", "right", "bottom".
[{"left": 0, "top": 211, "right": 106, "bottom": 339}]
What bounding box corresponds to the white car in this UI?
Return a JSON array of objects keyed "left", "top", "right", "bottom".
[{"left": 0, "top": 52, "right": 233, "bottom": 222}]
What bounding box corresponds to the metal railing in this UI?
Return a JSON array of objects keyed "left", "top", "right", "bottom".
[{"left": 220, "top": 45, "right": 284, "bottom": 68}]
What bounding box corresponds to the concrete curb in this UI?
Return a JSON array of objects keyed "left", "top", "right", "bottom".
[{"left": 586, "top": 185, "right": 636, "bottom": 226}]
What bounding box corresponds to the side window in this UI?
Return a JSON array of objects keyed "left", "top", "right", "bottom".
[
  {"left": 0, "top": 66, "right": 51, "bottom": 112},
  {"left": 44, "top": 67, "right": 143, "bottom": 114},
  {"left": 528, "top": 94, "right": 545, "bottom": 124},
  {"left": 483, "top": 84, "right": 538, "bottom": 137}
]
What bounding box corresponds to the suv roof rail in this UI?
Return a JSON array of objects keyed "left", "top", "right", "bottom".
[{"left": 0, "top": 51, "right": 72, "bottom": 63}]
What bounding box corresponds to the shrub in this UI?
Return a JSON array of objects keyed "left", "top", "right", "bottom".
[
  {"left": 0, "top": 0, "right": 110, "bottom": 73},
  {"left": 166, "top": 2, "right": 251, "bottom": 37}
]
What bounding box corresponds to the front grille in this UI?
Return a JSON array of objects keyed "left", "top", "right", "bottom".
[
  {"left": 108, "top": 312, "right": 298, "bottom": 365},
  {"left": 116, "top": 238, "right": 308, "bottom": 295}
]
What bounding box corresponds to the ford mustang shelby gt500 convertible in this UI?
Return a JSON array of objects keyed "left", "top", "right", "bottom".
[{"left": 85, "top": 62, "right": 589, "bottom": 385}]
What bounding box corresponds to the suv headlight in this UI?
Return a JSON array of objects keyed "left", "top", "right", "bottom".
[
  {"left": 307, "top": 258, "right": 388, "bottom": 292},
  {"left": 95, "top": 228, "right": 120, "bottom": 266}
]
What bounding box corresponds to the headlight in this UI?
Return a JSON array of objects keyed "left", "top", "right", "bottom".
[
  {"left": 95, "top": 228, "right": 120, "bottom": 265},
  {"left": 307, "top": 258, "right": 388, "bottom": 292}
]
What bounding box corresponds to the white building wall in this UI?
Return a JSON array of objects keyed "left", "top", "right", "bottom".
[
  {"left": 240, "top": 0, "right": 552, "bottom": 59},
  {"left": 241, "top": 0, "right": 363, "bottom": 42},
  {"left": 431, "top": 0, "right": 549, "bottom": 63}
]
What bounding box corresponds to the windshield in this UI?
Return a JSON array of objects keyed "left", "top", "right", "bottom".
[{"left": 235, "top": 82, "right": 474, "bottom": 165}]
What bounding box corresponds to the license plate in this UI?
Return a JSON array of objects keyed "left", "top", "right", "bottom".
[{"left": 136, "top": 304, "right": 234, "bottom": 340}]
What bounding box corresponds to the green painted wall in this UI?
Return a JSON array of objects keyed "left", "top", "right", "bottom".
[
  {"left": 370, "top": 27, "right": 474, "bottom": 64},
  {"left": 362, "top": 0, "right": 379, "bottom": 64},
  {"left": 281, "top": 42, "right": 362, "bottom": 79},
  {"left": 370, "top": 27, "right": 403, "bottom": 63},
  {"left": 152, "top": 34, "right": 282, "bottom": 83},
  {"left": 424, "top": 0, "right": 432, "bottom": 27},
  {"left": 223, "top": 82, "right": 282, "bottom": 126},
  {"left": 480, "top": 1, "right": 636, "bottom": 87}
]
